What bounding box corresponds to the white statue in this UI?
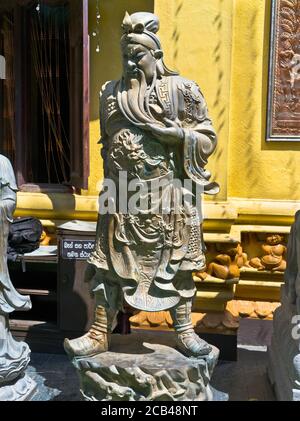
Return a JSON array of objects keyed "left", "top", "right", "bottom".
[
  {"left": 268, "top": 210, "right": 300, "bottom": 400},
  {"left": 284, "top": 210, "right": 300, "bottom": 313},
  {"left": 0, "top": 154, "right": 35, "bottom": 401}
]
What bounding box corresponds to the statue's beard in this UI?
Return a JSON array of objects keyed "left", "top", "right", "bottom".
[{"left": 118, "top": 68, "right": 162, "bottom": 128}]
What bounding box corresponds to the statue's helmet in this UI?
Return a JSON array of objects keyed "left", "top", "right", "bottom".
[
  {"left": 121, "top": 12, "right": 161, "bottom": 50},
  {"left": 120, "top": 12, "right": 178, "bottom": 77}
]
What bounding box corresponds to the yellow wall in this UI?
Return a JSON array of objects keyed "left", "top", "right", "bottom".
[
  {"left": 87, "top": 0, "right": 154, "bottom": 195},
  {"left": 87, "top": 0, "right": 300, "bottom": 202},
  {"left": 19, "top": 1, "right": 300, "bottom": 220},
  {"left": 87, "top": 0, "right": 233, "bottom": 201},
  {"left": 155, "top": 0, "right": 233, "bottom": 201},
  {"left": 228, "top": 0, "right": 300, "bottom": 201}
]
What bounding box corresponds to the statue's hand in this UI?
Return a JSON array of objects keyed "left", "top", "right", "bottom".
[{"left": 146, "top": 118, "right": 184, "bottom": 146}]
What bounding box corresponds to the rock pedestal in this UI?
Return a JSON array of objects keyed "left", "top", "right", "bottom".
[
  {"left": 70, "top": 331, "right": 228, "bottom": 401},
  {"left": 268, "top": 290, "right": 300, "bottom": 401}
]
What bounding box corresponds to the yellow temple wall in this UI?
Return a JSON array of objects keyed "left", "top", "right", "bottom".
[
  {"left": 155, "top": 0, "right": 233, "bottom": 202},
  {"left": 18, "top": 0, "right": 300, "bottom": 226},
  {"left": 16, "top": 0, "right": 300, "bottom": 217},
  {"left": 87, "top": 0, "right": 233, "bottom": 201},
  {"left": 228, "top": 0, "right": 300, "bottom": 201},
  {"left": 15, "top": 0, "right": 300, "bottom": 320},
  {"left": 87, "top": 0, "right": 300, "bottom": 207}
]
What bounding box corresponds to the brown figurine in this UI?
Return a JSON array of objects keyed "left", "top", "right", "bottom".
[
  {"left": 40, "top": 230, "right": 51, "bottom": 246},
  {"left": 197, "top": 243, "right": 248, "bottom": 280},
  {"left": 249, "top": 234, "right": 286, "bottom": 272}
]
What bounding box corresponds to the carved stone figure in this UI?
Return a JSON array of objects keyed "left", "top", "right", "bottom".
[
  {"left": 65, "top": 12, "right": 219, "bottom": 359},
  {"left": 284, "top": 211, "right": 300, "bottom": 312},
  {"left": 268, "top": 211, "right": 300, "bottom": 400},
  {"left": 197, "top": 243, "right": 248, "bottom": 280},
  {"left": 249, "top": 234, "right": 286, "bottom": 272},
  {"left": 0, "top": 154, "right": 36, "bottom": 401}
]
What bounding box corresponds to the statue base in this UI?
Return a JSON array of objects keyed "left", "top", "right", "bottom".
[
  {"left": 70, "top": 331, "right": 228, "bottom": 401},
  {"left": 0, "top": 373, "right": 37, "bottom": 401},
  {"left": 0, "top": 318, "right": 37, "bottom": 401},
  {"left": 268, "top": 291, "right": 300, "bottom": 401}
]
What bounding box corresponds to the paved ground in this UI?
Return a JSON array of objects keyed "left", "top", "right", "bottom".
[
  {"left": 28, "top": 318, "right": 276, "bottom": 401},
  {"left": 212, "top": 318, "right": 275, "bottom": 401},
  {"left": 28, "top": 353, "right": 81, "bottom": 401}
]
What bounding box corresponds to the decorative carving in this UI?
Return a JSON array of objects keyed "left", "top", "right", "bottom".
[
  {"left": 194, "top": 310, "right": 239, "bottom": 331},
  {"left": 130, "top": 311, "right": 173, "bottom": 328},
  {"left": 130, "top": 299, "right": 281, "bottom": 335},
  {"left": 227, "top": 300, "right": 281, "bottom": 320},
  {"left": 130, "top": 309, "right": 239, "bottom": 332},
  {"left": 249, "top": 234, "right": 286, "bottom": 272},
  {"left": 268, "top": 0, "right": 300, "bottom": 139},
  {"left": 196, "top": 243, "right": 248, "bottom": 280},
  {"left": 125, "top": 230, "right": 290, "bottom": 334}
]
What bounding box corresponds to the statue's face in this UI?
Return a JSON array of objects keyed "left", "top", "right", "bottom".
[{"left": 122, "top": 44, "right": 157, "bottom": 83}]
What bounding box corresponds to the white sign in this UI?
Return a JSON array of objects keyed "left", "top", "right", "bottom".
[{"left": 61, "top": 239, "right": 95, "bottom": 260}]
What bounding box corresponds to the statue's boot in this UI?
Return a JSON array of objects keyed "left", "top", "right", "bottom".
[
  {"left": 64, "top": 306, "right": 116, "bottom": 357},
  {"left": 170, "top": 300, "right": 212, "bottom": 357}
]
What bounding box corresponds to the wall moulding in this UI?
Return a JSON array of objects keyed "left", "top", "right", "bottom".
[{"left": 16, "top": 194, "right": 300, "bottom": 230}]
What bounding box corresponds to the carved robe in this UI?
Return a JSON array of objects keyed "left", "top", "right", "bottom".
[
  {"left": 285, "top": 210, "right": 300, "bottom": 308},
  {"left": 88, "top": 76, "right": 218, "bottom": 312},
  {"left": 0, "top": 155, "right": 31, "bottom": 314},
  {"left": 0, "top": 155, "right": 31, "bottom": 388}
]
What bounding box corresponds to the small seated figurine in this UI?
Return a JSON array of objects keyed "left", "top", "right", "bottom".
[
  {"left": 198, "top": 243, "right": 248, "bottom": 280},
  {"left": 40, "top": 230, "right": 51, "bottom": 246},
  {"left": 249, "top": 234, "right": 286, "bottom": 272}
]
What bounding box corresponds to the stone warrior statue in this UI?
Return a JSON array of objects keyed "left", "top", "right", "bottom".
[
  {"left": 284, "top": 210, "right": 300, "bottom": 313},
  {"left": 0, "top": 154, "right": 34, "bottom": 400},
  {"left": 65, "top": 12, "right": 219, "bottom": 358}
]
